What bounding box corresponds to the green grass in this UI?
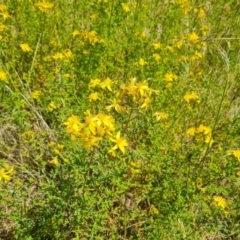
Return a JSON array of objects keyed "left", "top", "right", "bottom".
[{"left": 0, "top": 0, "right": 240, "bottom": 239}]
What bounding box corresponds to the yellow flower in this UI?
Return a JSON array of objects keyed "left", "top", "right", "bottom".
[
  {"left": 47, "top": 101, "right": 60, "bottom": 112},
  {"left": 0, "top": 11, "right": 10, "bottom": 20},
  {"left": 56, "top": 144, "right": 64, "bottom": 150},
  {"left": 72, "top": 30, "right": 80, "bottom": 37},
  {"left": 151, "top": 42, "right": 161, "bottom": 50},
  {"left": 187, "top": 124, "right": 214, "bottom": 146},
  {"left": 138, "top": 58, "right": 145, "bottom": 66},
  {"left": 95, "top": 114, "right": 115, "bottom": 137},
  {"left": 187, "top": 127, "right": 196, "bottom": 136},
  {"left": 0, "top": 4, "right": 7, "bottom": 12},
  {"left": 89, "top": 78, "right": 101, "bottom": 88},
  {"left": 136, "top": 80, "right": 149, "bottom": 97},
  {"left": 85, "top": 114, "right": 98, "bottom": 135},
  {"left": 106, "top": 99, "right": 124, "bottom": 113},
  {"left": 121, "top": 78, "right": 138, "bottom": 100},
  {"left": 64, "top": 115, "right": 84, "bottom": 136},
  {"left": 153, "top": 53, "right": 161, "bottom": 62},
  {"left": 164, "top": 73, "right": 178, "bottom": 82},
  {"left": 109, "top": 131, "right": 128, "bottom": 154},
  {"left": 64, "top": 73, "right": 71, "bottom": 78},
  {"left": 213, "top": 196, "right": 227, "bottom": 209},
  {"left": 82, "top": 136, "right": 102, "bottom": 149},
  {"left": 121, "top": 3, "right": 130, "bottom": 12},
  {"left": 232, "top": 150, "right": 240, "bottom": 161},
  {"left": 166, "top": 46, "right": 174, "bottom": 52},
  {"left": 198, "top": 7, "right": 206, "bottom": 18},
  {"left": 100, "top": 77, "right": 113, "bottom": 91},
  {"left": 140, "top": 97, "right": 151, "bottom": 109},
  {"left": 176, "top": 0, "right": 190, "bottom": 14},
  {"left": 88, "top": 92, "right": 100, "bottom": 102},
  {"left": 20, "top": 43, "right": 32, "bottom": 52},
  {"left": 80, "top": 30, "right": 101, "bottom": 45},
  {"left": 0, "top": 163, "right": 15, "bottom": 183},
  {"left": 188, "top": 32, "right": 199, "bottom": 42},
  {"left": 54, "top": 67, "right": 60, "bottom": 74},
  {"left": 205, "top": 135, "right": 214, "bottom": 147},
  {"left": 87, "top": 30, "right": 101, "bottom": 45},
  {"left": 52, "top": 52, "right": 65, "bottom": 60},
  {"left": 0, "top": 168, "right": 11, "bottom": 182},
  {"left": 49, "top": 156, "right": 59, "bottom": 166},
  {"left": 153, "top": 112, "right": 168, "bottom": 122},
  {"left": 0, "top": 70, "right": 7, "bottom": 82},
  {"left": 184, "top": 92, "right": 200, "bottom": 104},
  {"left": 197, "top": 124, "right": 212, "bottom": 135},
  {"left": 195, "top": 52, "right": 203, "bottom": 59},
  {"left": 54, "top": 149, "right": 60, "bottom": 155},
  {"left": 31, "top": 90, "right": 42, "bottom": 100},
  {"left": 63, "top": 49, "right": 74, "bottom": 59},
  {"left": 35, "top": 1, "right": 54, "bottom": 12}
]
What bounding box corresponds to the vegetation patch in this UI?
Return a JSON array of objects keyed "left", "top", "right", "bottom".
[{"left": 0, "top": 0, "right": 240, "bottom": 239}]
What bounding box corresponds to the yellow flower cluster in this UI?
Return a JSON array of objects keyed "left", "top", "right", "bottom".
[
  {"left": 52, "top": 49, "right": 74, "bottom": 62},
  {"left": 64, "top": 111, "right": 128, "bottom": 155},
  {"left": 72, "top": 30, "right": 102, "bottom": 45},
  {"left": 164, "top": 73, "right": 178, "bottom": 88},
  {"left": 88, "top": 77, "right": 158, "bottom": 112},
  {"left": 64, "top": 77, "right": 159, "bottom": 155},
  {"left": 64, "top": 112, "right": 112, "bottom": 146},
  {"left": 187, "top": 124, "right": 214, "bottom": 147},
  {"left": 176, "top": 0, "right": 191, "bottom": 15}
]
